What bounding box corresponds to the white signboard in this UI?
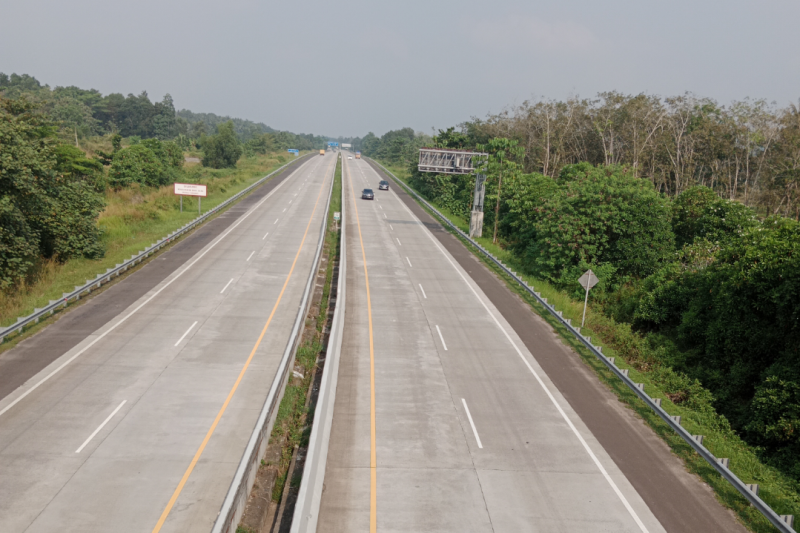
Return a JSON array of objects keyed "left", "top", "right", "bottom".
[
  {"left": 333, "top": 212, "right": 341, "bottom": 221},
  {"left": 174, "top": 183, "right": 207, "bottom": 197},
  {"left": 341, "top": 143, "right": 352, "bottom": 149}
]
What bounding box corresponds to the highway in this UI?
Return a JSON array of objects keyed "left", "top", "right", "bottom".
[
  {"left": 316, "top": 155, "right": 744, "bottom": 532},
  {"left": 0, "top": 152, "right": 336, "bottom": 532}
]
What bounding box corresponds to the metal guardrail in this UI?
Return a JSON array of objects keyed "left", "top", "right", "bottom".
[
  {"left": 0, "top": 154, "right": 312, "bottom": 344},
  {"left": 290, "top": 154, "right": 347, "bottom": 533},
  {"left": 211, "top": 154, "right": 337, "bottom": 533},
  {"left": 370, "top": 158, "right": 797, "bottom": 533}
]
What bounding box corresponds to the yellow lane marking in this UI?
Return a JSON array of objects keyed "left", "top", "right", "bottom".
[
  {"left": 151, "top": 158, "right": 334, "bottom": 533},
  {"left": 345, "top": 159, "right": 378, "bottom": 532}
]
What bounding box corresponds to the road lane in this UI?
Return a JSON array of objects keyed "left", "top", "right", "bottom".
[
  {"left": 0, "top": 152, "right": 336, "bottom": 532},
  {"left": 318, "top": 155, "right": 666, "bottom": 532},
  {"left": 0, "top": 154, "right": 313, "bottom": 405}
]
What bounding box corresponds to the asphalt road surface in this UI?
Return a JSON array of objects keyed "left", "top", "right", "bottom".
[
  {"left": 0, "top": 152, "right": 335, "bottom": 532},
  {"left": 316, "top": 156, "right": 744, "bottom": 533}
]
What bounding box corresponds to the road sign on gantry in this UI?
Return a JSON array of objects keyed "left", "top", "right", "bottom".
[
  {"left": 418, "top": 148, "right": 488, "bottom": 237},
  {"left": 418, "top": 148, "right": 484, "bottom": 174}
]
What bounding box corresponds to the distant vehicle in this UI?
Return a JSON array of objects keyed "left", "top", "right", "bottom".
[
  {"left": 319, "top": 149, "right": 325, "bottom": 156},
  {"left": 355, "top": 152, "right": 361, "bottom": 159},
  {"left": 378, "top": 180, "right": 389, "bottom": 190},
  {"left": 361, "top": 188, "right": 374, "bottom": 200},
  {"left": 348, "top": 156, "right": 353, "bottom": 160}
]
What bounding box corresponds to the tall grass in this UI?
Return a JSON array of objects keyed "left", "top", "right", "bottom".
[
  {"left": 381, "top": 161, "right": 800, "bottom": 533},
  {"left": 0, "top": 152, "right": 303, "bottom": 330}
]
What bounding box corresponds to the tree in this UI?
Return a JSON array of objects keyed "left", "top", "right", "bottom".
[
  {"left": 202, "top": 121, "right": 242, "bottom": 169},
  {"left": 476, "top": 138, "right": 524, "bottom": 243}
]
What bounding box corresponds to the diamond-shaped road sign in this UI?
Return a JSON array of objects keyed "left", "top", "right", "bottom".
[{"left": 578, "top": 269, "right": 599, "bottom": 290}]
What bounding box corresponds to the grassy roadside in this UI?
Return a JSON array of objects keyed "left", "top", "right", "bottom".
[
  {"left": 0, "top": 152, "right": 307, "bottom": 332},
  {"left": 266, "top": 155, "right": 342, "bottom": 505},
  {"left": 378, "top": 160, "right": 800, "bottom": 533}
]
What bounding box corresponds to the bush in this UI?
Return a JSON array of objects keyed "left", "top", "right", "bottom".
[
  {"left": 109, "top": 144, "right": 168, "bottom": 188},
  {"left": 523, "top": 163, "right": 674, "bottom": 284},
  {"left": 202, "top": 121, "right": 242, "bottom": 169},
  {"left": 673, "top": 186, "right": 759, "bottom": 247}
]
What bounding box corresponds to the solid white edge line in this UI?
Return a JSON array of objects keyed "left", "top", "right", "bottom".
[
  {"left": 175, "top": 321, "right": 198, "bottom": 346},
  {"left": 388, "top": 171, "right": 651, "bottom": 533},
  {"left": 220, "top": 278, "right": 234, "bottom": 294},
  {"left": 406, "top": 256, "right": 412, "bottom": 267},
  {"left": 462, "top": 398, "right": 483, "bottom": 449},
  {"left": 246, "top": 251, "right": 255, "bottom": 262},
  {"left": 0, "top": 157, "right": 311, "bottom": 420},
  {"left": 75, "top": 400, "right": 127, "bottom": 453},
  {"left": 436, "top": 325, "right": 448, "bottom": 351},
  {"left": 419, "top": 283, "right": 427, "bottom": 299}
]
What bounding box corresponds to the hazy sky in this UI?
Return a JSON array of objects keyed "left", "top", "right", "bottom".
[{"left": 2, "top": 0, "right": 798, "bottom": 138}]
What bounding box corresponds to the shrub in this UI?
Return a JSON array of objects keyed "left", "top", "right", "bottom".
[
  {"left": 523, "top": 163, "right": 674, "bottom": 284},
  {"left": 202, "top": 121, "right": 242, "bottom": 169},
  {"left": 109, "top": 144, "right": 167, "bottom": 188}
]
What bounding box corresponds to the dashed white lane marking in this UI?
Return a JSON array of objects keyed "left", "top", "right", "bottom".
[
  {"left": 389, "top": 176, "right": 650, "bottom": 533},
  {"left": 175, "top": 321, "right": 198, "bottom": 347},
  {"left": 406, "top": 256, "right": 412, "bottom": 267},
  {"left": 262, "top": 231, "right": 269, "bottom": 240},
  {"left": 246, "top": 251, "right": 255, "bottom": 262},
  {"left": 379, "top": 205, "right": 383, "bottom": 210},
  {"left": 436, "top": 325, "right": 448, "bottom": 351},
  {"left": 75, "top": 400, "right": 127, "bottom": 453},
  {"left": 283, "top": 208, "right": 286, "bottom": 212},
  {"left": 396, "top": 238, "right": 401, "bottom": 246},
  {"left": 0, "top": 155, "right": 310, "bottom": 420},
  {"left": 389, "top": 224, "right": 394, "bottom": 231},
  {"left": 383, "top": 213, "right": 387, "bottom": 219},
  {"left": 462, "top": 399, "right": 483, "bottom": 449},
  {"left": 220, "top": 278, "right": 234, "bottom": 294},
  {"left": 274, "top": 219, "right": 279, "bottom": 224},
  {"left": 419, "top": 283, "right": 427, "bottom": 299}
]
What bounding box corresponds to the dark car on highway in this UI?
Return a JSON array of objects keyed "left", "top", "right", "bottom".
[
  {"left": 378, "top": 180, "right": 389, "bottom": 190},
  {"left": 362, "top": 188, "right": 374, "bottom": 200}
]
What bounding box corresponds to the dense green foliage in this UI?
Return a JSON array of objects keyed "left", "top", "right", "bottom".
[{"left": 0, "top": 98, "right": 104, "bottom": 287}]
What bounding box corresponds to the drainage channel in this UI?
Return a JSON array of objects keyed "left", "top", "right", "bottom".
[{"left": 237, "top": 188, "right": 341, "bottom": 533}]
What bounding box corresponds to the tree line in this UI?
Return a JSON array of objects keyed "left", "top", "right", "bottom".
[
  {"left": 0, "top": 72, "right": 329, "bottom": 151},
  {"left": 473, "top": 93, "right": 800, "bottom": 219},
  {"left": 383, "top": 118, "right": 800, "bottom": 482}
]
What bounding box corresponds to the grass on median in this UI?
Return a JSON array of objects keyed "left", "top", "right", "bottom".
[
  {"left": 268, "top": 155, "right": 342, "bottom": 503},
  {"left": 378, "top": 160, "right": 800, "bottom": 533},
  {"left": 0, "top": 152, "right": 306, "bottom": 332}
]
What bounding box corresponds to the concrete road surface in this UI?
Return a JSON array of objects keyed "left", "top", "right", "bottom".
[
  {"left": 317, "top": 156, "right": 744, "bottom": 533},
  {"left": 0, "top": 152, "right": 336, "bottom": 532}
]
